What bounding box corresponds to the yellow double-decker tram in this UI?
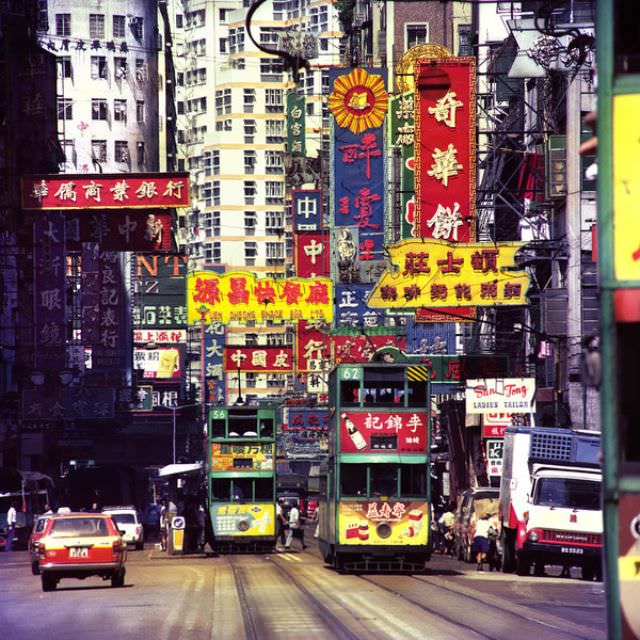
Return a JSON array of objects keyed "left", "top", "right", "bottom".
[
  {"left": 207, "top": 405, "right": 277, "bottom": 553},
  {"left": 318, "top": 363, "right": 432, "bottom": 572}
]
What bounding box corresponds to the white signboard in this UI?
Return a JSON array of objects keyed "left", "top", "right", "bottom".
[
  {"left": 465, "top": 378, "right": 536, "bottom": 414},
  {"left": 133, "top": 347, "right": 181, "bottom": 379},
  {"left": 486, "top": 438, "right": 504, "bottom": 477}
]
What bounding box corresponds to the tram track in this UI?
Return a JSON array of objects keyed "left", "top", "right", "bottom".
[{"left": 228, "top": 556, "right": 261, "bottom": 640}]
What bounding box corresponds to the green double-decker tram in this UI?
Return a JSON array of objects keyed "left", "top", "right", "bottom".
[
  {"left": 206, "top": 405, "right": 277, "bottom": 553},
  {"left": 318, "top": 363, "right": 432, "bottom": 572}
]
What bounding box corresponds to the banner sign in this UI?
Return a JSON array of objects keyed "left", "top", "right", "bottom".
[
  {"left": 285, "top": 408, "right": 330, "bottom": 431},
  {"left": 334, "top": 226, "right": 386, "bottom": 285},
  {"left": 482, "top": 413, "right": 514, "bottom": 438},
  {"left": 130, "top": 382, "right": 180, "bottom": 415},
  {"left": 211, "top": 442, "right": 274, "bottom": 472},
  {"left": 22, "top": 388, "right": 115, "bottom": 419},
  {"left": 465, "top": 378, "right": 536, "bottom": 414},
  {"left": 339, "top": 411, "right": 427, "bottom": 454},
  {"left": 295, "top": 231, "right": 330, "bottom": 278},
  {"left": 210, "top": 503, "right": 275, "bottom": 537},
  {"left": 335, "top": 284, "right": 385, "bottom": 328},
  {"left": 296, "top": 320, "right": 332, "bottom": 373},
  {"left": 223, "top": 346, "right": 293, "bottom": 373},
  {"left": 292, "top": 189, "right": 322, "bottom": 232},
  {"left": 414, "top": 58, "right": 475, "bottom": 240},
  {"left": 486, "top": 438, "right": 504, "bottom": 477},
  {"left": 204, "top": 321, "right": 226, "bottom": 406},
  {"left": 338, "top": 500, "right": 428, "bottom": 545},
  {"left": 33, "top": 213, "right": 66, "bottom": 369},
  {"left": 333, "top": 334, "right": 406, "bottom": 365},
  {"left": 416, "top": 306, "right": 476, "bottom": 322},
  {"left": 368, "top": 239, "right": 529, "bottom": 309},
  {"left": 133, "top": 329, "right": 187, "bottom": 344},
  {"left": 187, "top": 271, "right": 333, "bottom": 324},
  {"left": 133, "top": 347, "right": 182, "bottom": 379},
  {"left": 65, "top": 211, "right": 172, "bottom": 252},
  {"left": 287, "top": 92, "right": 306, "bottom": 157},
  {"left": 22, "top": 173, "right": 190, "bottom": 210}
]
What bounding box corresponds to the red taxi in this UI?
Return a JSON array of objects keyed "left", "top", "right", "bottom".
[{"left": 36, "top": 512, "right": 127, "bottom": 591}]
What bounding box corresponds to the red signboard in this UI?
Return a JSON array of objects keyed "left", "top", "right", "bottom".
[
  {"left": 295, "top": 231, "right": 330, "bottom": 278},
  {"left": 340, "top": 411, "right": 427, "bottom": 454},
  {"left": 481, "top": 413, "right": 512, "bottom": 438},
  {"left": 414, "top": 58, "right": 475, "bottom": 241},
  {"left": 333, "top": 335, "right": 407, "bottom": 364},
  {"left": 416, "top": 306, "right": 476, "bottom": 323},
  {"left": 22, "top": 173, "right": 190, "bottom": 210},
  {"left": 296, "top": 321, "right": 332, "bottom": 373},
  {"left": 224, "top": 346, "right": 294, "bottom": 373}
]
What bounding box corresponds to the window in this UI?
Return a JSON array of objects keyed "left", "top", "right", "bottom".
[
  {"left": 212, "top": 181, "right": 220, "bottom": 205},
  {"left": 89, "top": 14, "right": 105, "bottom": 39},
  {"left": 272, "top": 0, "right": 287, "bottom": 20},
  {"left": 92, "top": 140, "right": 107, "bottom": 162},
  {"left": 533, "top": 478, "right": 601, "bottom": 510},
  {"left": 219, "top": 38, "right": 227, "bottom": 54},
  {"left": 266, "top": 242, "right": 285, "bottom": 259},
  {"left": 260, "top": 58, "right": 284, "bottom": 80},
  {"left": 370, "top": 464, "right": 399, "bottom": 497},
  {"left": 265, "top": 150, "right": 282, "bottom": 174},
  {"left": 406, "top": 23, "right": 429, "bottom": 50},
  {"left": 215, "top": 89, "right": 231, "bottom": 115},
  {"left": 176, "top": 14, "right": 183, "bottom": 29},
  {"left": 320, "top": 38, "right": 328, "bottom": 52},
  {"left": 135, "top": 59, "right": 148, "bottom": 82},
  {"left": 55, "top": 13, "right": 71, "bottom": 36},
  {"left": 131, "top": 16, "right": 144, "bottom": 40},
  {"left": 266, "top": 210, "right": 284, "bottom": 233},
  {"left": 265, "top": 181, "right": 283, "bottom": 204},
  {"left": 219, "top": 8, "right": 231, "bottom": 23},
  {"left": 91, "top": 99, "right": 107, "bottom": 120},
  {"left": 136, "top": 100, "right": 144, "bottom": 123},
  {"left": 265, "top": 88, "right": 284, "bottom": 112},
  {"left": 457, "top": 24, "right": 473, "bottom": 57},
  {"left": 114, "top": 57, "right": 127, "bottom": 79},
  {"left": 113, "top": 15, "right": 126, "bottom": 38},
  {"left": 340, "top": 464, "right": 366, "bottom": 497},
  {"left": 205, "top": 242, "right": 221, "bottom": 263},
  {"left": 244, "top": 181, "right": 257, "bottom": 204},
  {"left": 243, "top": 88, "right": 256, "bottom": 113},
  {"left": 207, "top": 150, "right": 220, "bottom": 176},
  {"left": 115, "top": 141, "right": 129, "bottom": 163},
  {"left": 91, "top": 56, "right": 107, "bottom": 80},
  {"left": 61, "top": 140, "right": 75, "bottom": 165},
  {"left": 59, "top": 56, "right": 72, "bottom": 79},
  {"left": 244, "top": 150, "right": 257, "bottom": 174},
  {"left": 244, "top": 119, "right": 256, "bottom": 143},
  {"left": 211, "top": 211, "right": 221, "bottom": 236},
  {"left": 245, "top": 211, "right": 257, "bottom": 236},
  {"left": 245, "top": 241, "right": 258, "bottom": 265},
  {"left": 305, "top": 74, "right": 314, "bottom": 96},
  {"left": 400, "top": 465, "right": 427, "bottom": 497},
  {"left": 114, "top": 99, "right": 127, "bottom": 123},
  {"left": 215, "top": 119, "right": 232, "bottom": 132},
  {"left": 232, "top": 58, "right": 245, "bottom": 70},
  {"left": 306, "top": 102, "right": 314, "bottom": 116},
  {"left": 265, "top": 119, "right": 284, "bottom": 143},
  {"left": 321, "top": 70, "right": 330, "bottom": 93}
]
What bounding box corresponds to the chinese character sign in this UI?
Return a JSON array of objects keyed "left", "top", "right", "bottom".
[
  {"left": 295, "top": 231, "right": 330, "bottom": 278},
  {"left": 223, "top": 346, "right": 294, "bottom": 373},
  {"left": 286, "top": 408, "right": 330, "bottom": 432},
  {"left": 211, "top": 442, "right": 274, "bottom": 472},
  {"left": 369, "top": 239, "right": 530, "bottom": 309},
  {"left": 292, "top": 189, "right": 322, "bottom": 232},
  {"left": 414, "top": 58, "right": 476, "bottom": 241},
  {"left": 340, "top": 411, "right": 427, "bottom": 454},
  {"left": 22, "top": 173, "right": 190, "bottom": 210},
  {"left": 187, "top": 271, "right": 333, "bottom": 325},
  {"left": 287, "top": 92, "right": 306, "bottom": 157},
  {"left": 335, "top": 284, "right": 385, "bottom": 329},
  {"left": 33, "top": 213, "right": 66, "bottom": 369},
  {"left": 204, "top": 321, "right": 226, "bottom": 406},
  {"left": 133, "top": 347, "right": 183, "bottom": 379},
  {"left": 333, "top": 334, "right": 407, "bottom": 365},
  {"left": 296, "top": 320, "right": 332, "bottom": 373}
]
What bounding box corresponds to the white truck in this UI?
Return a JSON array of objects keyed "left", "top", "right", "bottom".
[{"left": 499, "top": 426, "right": 602, "bottom": 579}]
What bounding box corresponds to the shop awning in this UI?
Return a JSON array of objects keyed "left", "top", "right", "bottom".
[{"left": 158, "top": 463, "right": 203, "bottom": 478}]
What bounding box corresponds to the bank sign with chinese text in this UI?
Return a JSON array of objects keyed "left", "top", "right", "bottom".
[
  {"left": 340, "top": 411, "right": 427, "bottom": 454},
  {"left": 187, "top": 272, "right": 333, "bottom": 324},
  {"left": 22, "top": 173, "right": 190, "bottom": 209},
  {"left": 368, "top": 239, "right": 529, "bottom": 308}
]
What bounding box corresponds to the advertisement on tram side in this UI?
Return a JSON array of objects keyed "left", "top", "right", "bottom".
[
  {"left": 210, "top": 503, "right": 275, "bottom": 537},
  {"left": 339, "top": 411, "right": 427, "bottom": 454},
  {"left": 211, "top": 443, "right": 274, "bottom": 472},
  {"left": 338, "top": 501, "right": 429, "bottom": 545}
]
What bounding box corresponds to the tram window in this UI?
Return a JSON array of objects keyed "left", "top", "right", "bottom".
[
  {"left": 370, "top": 464, "right": 398, "bottom": 497},
  {"left": 259, "top": 417, "right": 274, "bottom": 438},
  {"left": 211, "top": 418, "right": 225, "bottom": 438},
  {"left": 407, "top": 379, "right": 428, "bottom": 407},
  {"left": 340, "top": 464, "right": 366, "bottom": 497},
  {"left": 254, "top": 478, "right": 274, "bottom": 500},
  {"left": 363, "top": 367, "right": 404, "bottom": 406},
  {"left": 212, "top": 479, "right": 231, "bottom": 500},
  {"left": 400, "top": 464, "right": 427, "bottom": 497},
  {"left": 340, "top": 380, "right": 360, "bottom": 406},
  {"left": 232, "top": 478, "right": 252, "bottom": 502}
]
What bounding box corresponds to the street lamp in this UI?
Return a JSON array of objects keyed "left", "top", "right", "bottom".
[{"left": 170, "top": 403, "right": 203, "bottom": 465}]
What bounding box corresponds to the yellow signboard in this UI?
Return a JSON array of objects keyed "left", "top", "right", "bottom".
[
  {"left": 614, "top": 93, "right": 640, "bottom": 281},
  {"left": 338, "top": 500, "right": 429, "bottom": 546},
  {"left": 368, "top": 239, "right": 529, "bottom": 308},
  {"left": 211, "top": 503, "right": 275, "bottom": 537},
  {"left": 187, "top": 271, "right": 333, "bottom": 324},
  {"left": 211, "top": 443, "right": 274, "bottom": 472}
]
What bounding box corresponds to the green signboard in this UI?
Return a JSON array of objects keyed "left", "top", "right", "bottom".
[{"left": 287, "top": 92, "right": 306, "bottom": 157}]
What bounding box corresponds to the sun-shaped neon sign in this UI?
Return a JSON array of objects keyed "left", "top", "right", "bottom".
[{"left": 328, "top": 68, "right": 389, "bottom": 134}]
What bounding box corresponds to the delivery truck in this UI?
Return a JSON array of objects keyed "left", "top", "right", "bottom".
[{"left": 499, "top": 426, "right": 602, "bottom": 579}]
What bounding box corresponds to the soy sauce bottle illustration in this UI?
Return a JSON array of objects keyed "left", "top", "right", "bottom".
[{"left": 342, "top": 413, "right": 367, "bottom": 450}]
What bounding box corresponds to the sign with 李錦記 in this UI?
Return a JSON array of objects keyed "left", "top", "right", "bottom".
[
  {"left": 465, "top": 378, "right": 536, "bottom": 414},
  {"left": 187, "top": 272, "right": 332, "bottom": 324},
  {"left": 368, "top": 239, "right": 529, "bottom": 308}
]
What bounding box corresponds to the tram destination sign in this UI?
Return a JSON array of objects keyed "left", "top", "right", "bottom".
[{"left": 340, "top": 411, "right": 427, "bottom": 454}]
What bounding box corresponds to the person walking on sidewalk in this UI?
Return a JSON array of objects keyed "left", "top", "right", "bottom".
[
  {"left": 5, "top": 501, "right": 17, "bottom": 552},
  {"left": 284, "top": 502, "right": 307, "bottom": 551}
]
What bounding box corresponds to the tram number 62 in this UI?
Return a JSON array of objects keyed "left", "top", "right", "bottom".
[{"left": 340, "top": 368, "right": 362, "bottom": 381}]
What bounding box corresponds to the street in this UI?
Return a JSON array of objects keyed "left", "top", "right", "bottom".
[{"left": 0, "top": 533, "right": 606, "bottom": 640}]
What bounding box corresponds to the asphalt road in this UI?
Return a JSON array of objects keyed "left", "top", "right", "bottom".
[{"left": 0, "top": 536, "right": 606, "bottom": 640}]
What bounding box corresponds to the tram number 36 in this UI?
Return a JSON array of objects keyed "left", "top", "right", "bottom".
[{"left": 340, "top": 368, "right": 362, "bottom": 381}]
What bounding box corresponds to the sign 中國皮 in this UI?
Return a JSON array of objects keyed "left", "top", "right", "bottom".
[
  {"left": 223, "top": 346, "right": 293, "bottom": 373},
  {"left": 466, "top": 378, "right": 536, "bottom": 414}
]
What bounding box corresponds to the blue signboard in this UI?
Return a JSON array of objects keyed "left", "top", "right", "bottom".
[
  {"left": 405, "top": 318, "right": 457, "bottom": 355},
  {"left": 287, "top": 407, "right": 330, "bottom": 431},
  {"left": 203, "top": 320, "right": 226, "bottom": 405},
  {"left": 292, "top": 189, "right": 322, "bottom": 232},
  {"left": 335, "top": 284, "right": 385, "bottom": 329}
]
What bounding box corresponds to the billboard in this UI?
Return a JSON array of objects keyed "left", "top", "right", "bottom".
[
  {"left": 465, "top": 378, "right": 536, "bottom": 414},
  {"left": 211, "top": 443, "right": 274, "bottom": 472},
  {"left": 285, "top": 408, "right": 330, "bottom": 431},
  {"left": 133, "top": 347, "right": 182, "bottom": 379},
  {"left": 210, "top": 503, "right": 275, "bottom": 537},
  {"left": 223, "top": 346, "right": 293, "bottom": 373},
  {"left": 295, "top": 320, "right": 332, "bottom": 373}
]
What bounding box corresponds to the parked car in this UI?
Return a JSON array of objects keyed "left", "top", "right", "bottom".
[
  {"left": 454, "top": 487, "right": 500, "bottom": 563},
  {"left": 28, "top": 515, "right": 52, "bottom": 574},
  {"left": 102, "top": 506, "right": 144, "bottom": 550},
  {"left": 36, "top": 512, "right": 127, "bottom": 591}
]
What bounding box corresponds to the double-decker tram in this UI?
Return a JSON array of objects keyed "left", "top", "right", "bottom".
[
  {"left": 206, "top": 405, "right": 277, "bottom": 553},
  {"left": 318, "top": 363, "right": 431, "bottom": 572}
]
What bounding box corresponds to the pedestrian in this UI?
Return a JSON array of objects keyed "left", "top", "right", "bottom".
[
  {"left": 284, "top": 502, "right": 307, "bottom": 551},
  {"left": 276, "top": 501, "right": 288, "bottom": 550},
  {"left": 5, "top": 500, "right": 17, "bottom": 552},
  {"left": 159, "top": 498, "right": 168, "bottom": 551},
  {"left": 472, "top": 512, "right": 493, "bottom": 571}
]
